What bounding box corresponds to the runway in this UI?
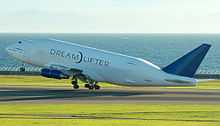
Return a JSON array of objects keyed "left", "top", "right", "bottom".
[{"left": 0, "top": 86, "right": 220, "bottom": 103}]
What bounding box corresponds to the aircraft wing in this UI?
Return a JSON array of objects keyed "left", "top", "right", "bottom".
[
  {"left": 43, "top": 63, "right": 93, "bottom": 82},
  {"left": 46, "top": 63, "right": 83, "bottom": 76}
]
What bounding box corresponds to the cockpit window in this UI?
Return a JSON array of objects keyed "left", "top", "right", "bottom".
[{"left": 18, "top": 41, "right": 22, "bottom": 44}]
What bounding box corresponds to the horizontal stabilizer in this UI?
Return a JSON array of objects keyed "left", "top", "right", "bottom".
[{"left": 163, "top": 44, "right": 211, "bottom": 78}]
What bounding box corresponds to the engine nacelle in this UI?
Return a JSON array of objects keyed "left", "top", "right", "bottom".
[{"left": 41, "top": 68, "right": 70, "bottom": 79}]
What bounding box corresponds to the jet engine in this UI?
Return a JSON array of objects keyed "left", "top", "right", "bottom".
[{"left": 41, "top": 68, "right": 70, "bottom": 79}]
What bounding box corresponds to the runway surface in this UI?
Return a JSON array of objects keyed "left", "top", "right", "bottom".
[{"left": 0, "top": 85, "right": 220, "bottom": 103}]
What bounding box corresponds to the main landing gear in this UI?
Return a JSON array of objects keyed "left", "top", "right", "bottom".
[
  {"left": 71, "top": 76, "right": 100, "bottom": 90},
  {"left": 84, "top": 82, "right": 100, "bottom": 90}
]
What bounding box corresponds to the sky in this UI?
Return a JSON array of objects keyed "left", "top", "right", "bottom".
[{"left": 0, "top": 0, "right": 220, "bottom": 33}]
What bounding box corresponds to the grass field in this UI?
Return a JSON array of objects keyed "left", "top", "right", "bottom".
[
  {"left": 0, "top": 75, "right": 117, "bottom": 88},
  {"left": 0, "top": 104, "right": 220, "bottom": 126},
  {"left": 0, "top": 75, "right": 220, "bottom": 126},
  {"left": 0, "top": 75, "right": 219, "bottom": 89}
]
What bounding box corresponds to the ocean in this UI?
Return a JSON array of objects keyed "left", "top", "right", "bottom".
[{"left": 0, "top": 33, "right": 219, "bottom": 73}]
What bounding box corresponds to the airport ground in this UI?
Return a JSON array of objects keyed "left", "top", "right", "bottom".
[{"left": 0, "top": 75, "right": 220, "bottom": 126}]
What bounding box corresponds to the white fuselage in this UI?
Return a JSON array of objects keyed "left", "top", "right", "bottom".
[{"left": 6, "top": 39, "right": 196, "bottom": 86}]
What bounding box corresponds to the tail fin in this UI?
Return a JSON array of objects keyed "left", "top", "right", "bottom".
[{"left": 162, "top": 44, "right": 211, "bottom": 78}]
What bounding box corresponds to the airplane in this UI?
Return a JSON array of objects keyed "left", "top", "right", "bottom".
[{"left": 6, "top": 39, "right": 211, "bottom": 90}]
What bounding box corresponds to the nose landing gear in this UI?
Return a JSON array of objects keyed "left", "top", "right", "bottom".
[{"left": 71, "top": 77, "right": 79, "bottom": 89}]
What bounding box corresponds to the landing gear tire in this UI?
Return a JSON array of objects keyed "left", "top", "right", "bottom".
[
  {"left": 94, "top": 85, "right": 100, "bottom": 90},
  {"left": 73, "top": 84, "right": 79, "bottom": 89},
  {"left": 85, "top": 83, "right": 100, "bottom": 90},
  {"left": 85, "top": 83, "right": 90, "bottom": 88},
  {"left": 71, "top": 78, "right": 79, "bottom": 89},
  {"left": 88, "top": 85, "right": 94, "bottom": 90}
]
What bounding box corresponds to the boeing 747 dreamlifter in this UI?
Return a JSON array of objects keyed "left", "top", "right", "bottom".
[{"left": 6, "top": 39, "right": 211, "bottom": 90}]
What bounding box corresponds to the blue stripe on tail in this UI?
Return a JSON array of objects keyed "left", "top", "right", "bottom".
[{"left": 162, "top": 44, "right": 211, "bottom": 78}]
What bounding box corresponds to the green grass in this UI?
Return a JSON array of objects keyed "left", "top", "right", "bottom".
[
  {"left": 197, "top": 80, "right": 220, "bottom": 89},
  {"left": 0, "top": 75, "right": 220, "bottom": 89},
  {"left": 0, "top": 75, "right": 117, "bottom": 88},
  {"left": 0, "top": 103, "right": 220, "bottom": 126}
]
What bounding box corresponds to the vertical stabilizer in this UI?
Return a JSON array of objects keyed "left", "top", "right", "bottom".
[{"left": 162, "top": 44, "right": 211, "bottom": 77}]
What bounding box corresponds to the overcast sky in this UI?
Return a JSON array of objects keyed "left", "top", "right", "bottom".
[{"left": 1, "top": 0, "right": 220, "bottom": 33}]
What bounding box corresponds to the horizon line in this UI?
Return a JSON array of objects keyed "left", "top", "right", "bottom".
[{"left": 0, "top": 32, "right": 220, "bottom": 34}]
